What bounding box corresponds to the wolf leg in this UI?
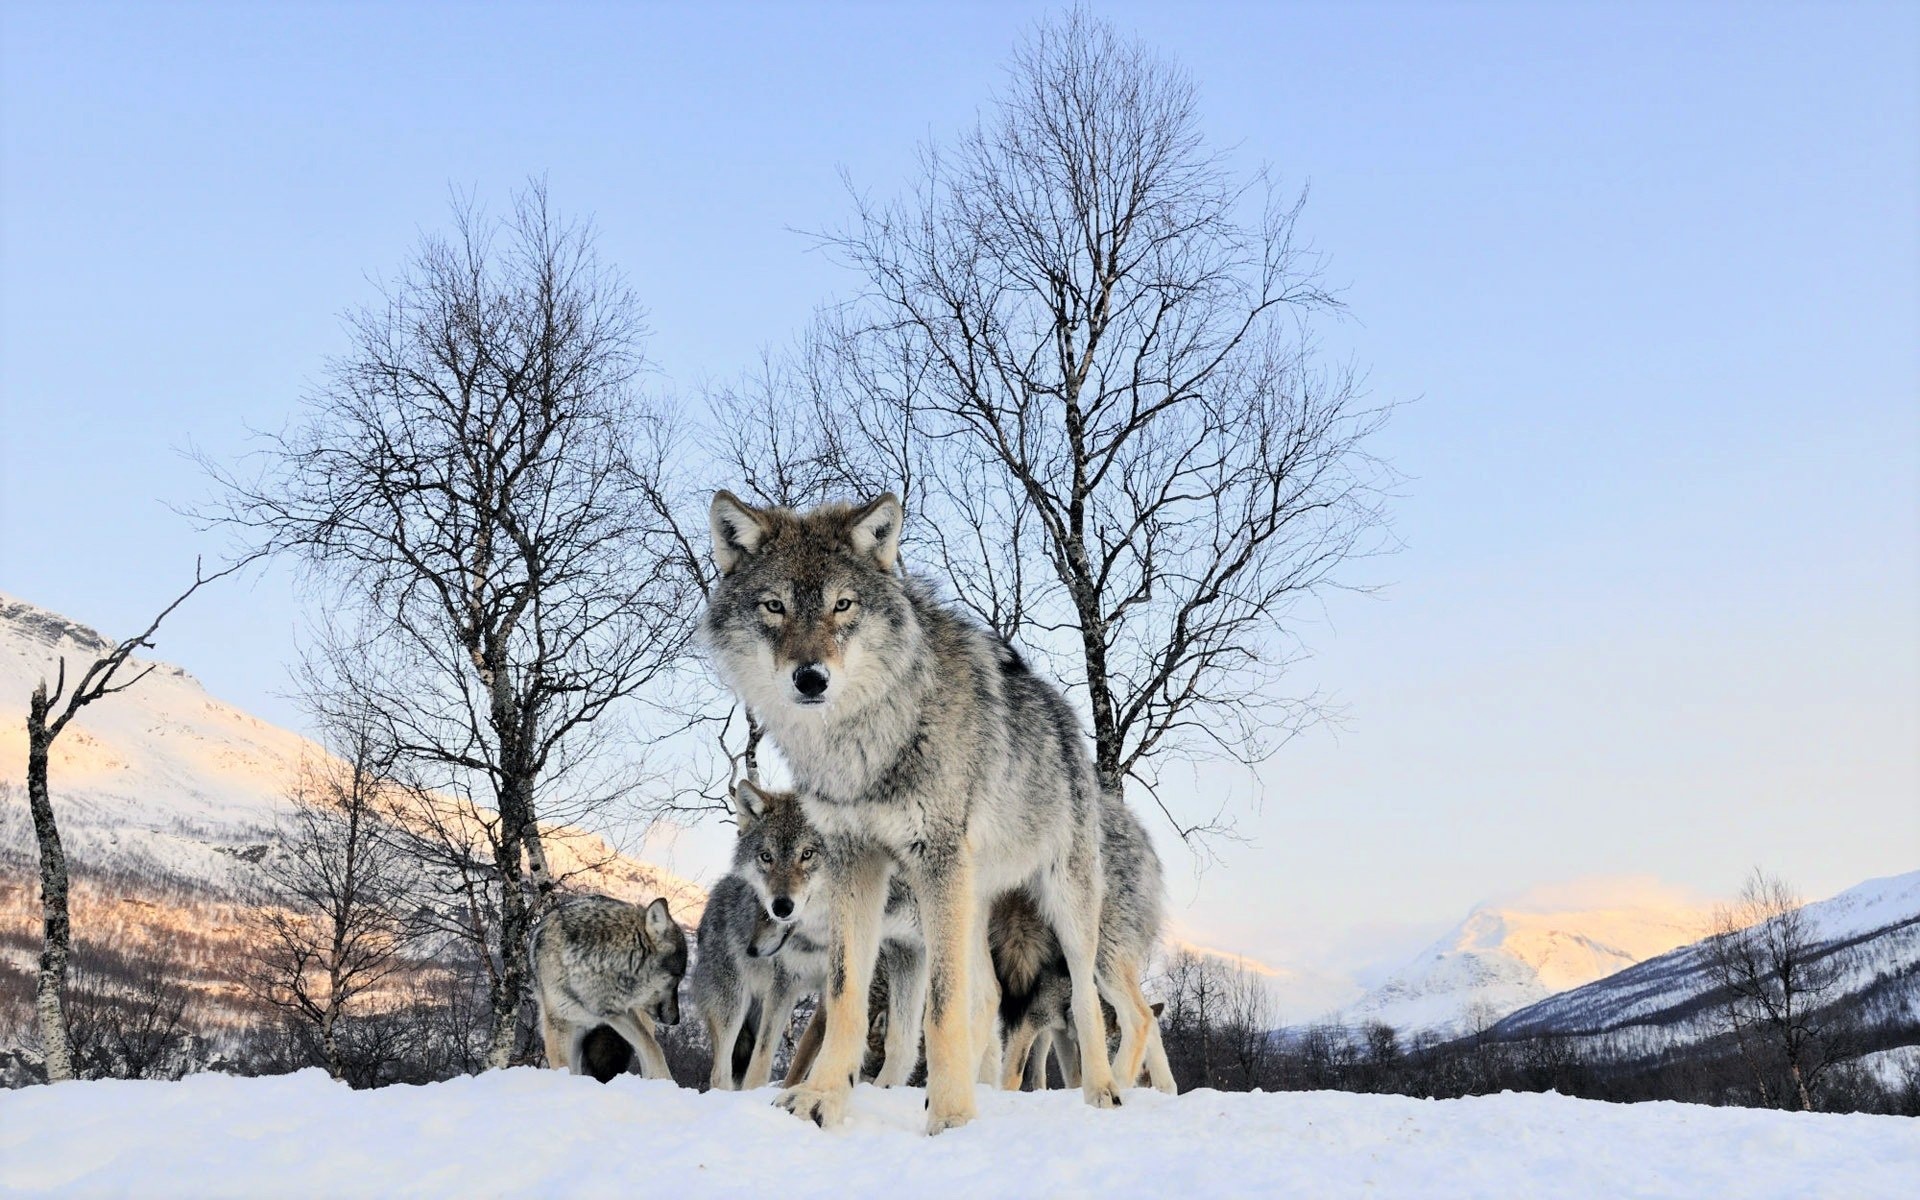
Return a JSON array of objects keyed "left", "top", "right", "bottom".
[
  {"left": 1143, "top": 1015, "right": 1177, "bottom": 1093},
  {"left": 540, "top": 1006, "right": 571, "bottom": 1072},
  {"left": 744, "top": 978, "right": 797, "bottom": 1090},
  {"left": 783, "top": 1004, "right": 825, "bottom": 1087},
  {"left": 1001, "top": 1014, "right": 1043, "bottom": 1091},
  {"left": 606, "top": 1011, "right": 671, "bottom": 1080},
  {"left": 874, "top": 942, "right": 927, "bottom": 1087},
  {"left": 971, "top": 910, "right": 1003, "bottom": 1086},
  {"left": 913, "top": 853, "right": 979, "bottom": 1134},
  {"left": 703, "top": 985, "right": 750, "bottom": 1091},
  {"left": 1022, "top": 1030, "right": 1051, "bottom": 1090},
  {"left": 1054, "top": 1019, "right": 1083, "bottom": 1088},
  {"left": 775, "top": 843, "right": 889, "bottom": 1128},
  {"left": 1040, "top": 869, "right": 1122, "bottom": 1109},
  {"left": 1103, "top": 956, "right": 1154, "bottom": 1089}
]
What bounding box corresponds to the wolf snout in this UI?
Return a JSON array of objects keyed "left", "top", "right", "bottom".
[
  {"left": 792, "top": 663, "right": 830, "bottom": 701},
  {"left": 653, "top": 992, "right": 681, "bottom": 1025},
  {"left": 770, "top": 896, "right": 795, "bottom": 920}
]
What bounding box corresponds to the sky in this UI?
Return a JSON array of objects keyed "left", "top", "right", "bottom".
[{"left": 3, "top": 2, "right": 1916, "bottom": 979}]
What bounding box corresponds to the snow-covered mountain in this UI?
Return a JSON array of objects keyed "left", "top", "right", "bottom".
[
  {"left": 1489, "top": 869, "right": 1920, "bottom": 1050},
  {"left": 0, "top": 593, "right": 703, "bottom": 1027},
  {"left": 1327, "top": 880, "right": 1715, "bottom": 1037}
]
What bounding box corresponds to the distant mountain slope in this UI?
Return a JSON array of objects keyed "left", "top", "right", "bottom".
[
  {"left": 1329, "top": 881, "right": 1714, "bottom": 1037},
  {"left": 1489, "top": 870, "right": 1920, "bottom": 1048},
  {"left": 0, "top": 593, "right": 704, "bottom": 1034}
]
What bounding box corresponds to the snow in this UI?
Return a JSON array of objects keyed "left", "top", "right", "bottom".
[
  {"left": 1, "top": 1071, "right": 1913, "bottom": 1199},
  {"left": 1494, "top": 868, "right": 1920, "bottom": 1043},
  {"left": 1332, "top": 881, "right": 1714, "bottom": 1036}
]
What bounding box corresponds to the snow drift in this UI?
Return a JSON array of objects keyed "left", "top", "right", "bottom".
[{"left": 0, "top": 1071, "right": 1912, "bottom": 1199}]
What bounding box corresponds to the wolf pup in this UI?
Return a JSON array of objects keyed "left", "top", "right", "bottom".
[
  {"left": 704, "top": 491, "right": 1121, "bottom": 1134},
  {"left": 993, "top": 787, "right": 1177, "bottom": 1094},
  {"left": 692, "top": 779, "right": 926, "bottom": 1091},
  {"left": 532, "top": 893, "right": 687, "bottom": 1079}
]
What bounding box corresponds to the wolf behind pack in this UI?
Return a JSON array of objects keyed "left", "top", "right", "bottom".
[
  {"left": 532, "top": 893, "right": 688, "bottom": 1079},
  {"left": 690, "top": 778, "right": 926, "bottom": 1091},
  {"left": 704, "top": 490, "right": 1124, "bottom": 1133},
  {"left": 992, "top": 788, "right": 1176, "bottom": 1093}
]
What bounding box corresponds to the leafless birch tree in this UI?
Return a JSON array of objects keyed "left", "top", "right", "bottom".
[
  {"left": 246, "top": 725, "right": 417, "bottom": 1081},
  {"left": 805, "top": 10, "right": 1392, "bottom": 839},
  {"left": 21, "top": 559, "right": 240, "bottom": 1082},
  {"left": 207, "top": 183, "right": 697, "bottom": 1066},
  {"left": 1708, "top": 869, "right": 1851, "bottom": 1111}
]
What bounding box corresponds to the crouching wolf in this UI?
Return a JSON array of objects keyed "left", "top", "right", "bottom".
[
  {"left": 705, "top": 490, "right": 1123, "bottom": 1134},
  {"left": 692, "top": 778, "right": 926, "bottom": 1091},
  {"left": 533, "top": 894, "right": 688, "bottom": 1079}
]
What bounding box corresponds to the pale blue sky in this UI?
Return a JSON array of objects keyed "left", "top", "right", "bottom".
[{"left": 3, "top": 2, "right": 1916, "bottom": 973}]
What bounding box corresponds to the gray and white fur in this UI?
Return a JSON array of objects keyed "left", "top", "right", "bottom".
[
  {"left": 703, "top": 490, "right": 1126, "bottom": 1134},
  {"left": 690, "top": 779, "right": 925, "bottom": 1091},
  {"left": 992, "top": 788, "right": 1176, "bottom": 1093},
  {"left": 532, "top": 893, "right": 688, "bottom": 1079}
]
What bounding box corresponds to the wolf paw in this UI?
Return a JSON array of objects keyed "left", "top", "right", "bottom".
[
  {"left": 1083, "top": 1081, "right": 1123, "bottom": 1109},
  {"left": 925, "top": 1098, "right": 977, "bottom": 1136},
  {"left": 775, "top": 1084, "right": 848, "bottom": 1129}
]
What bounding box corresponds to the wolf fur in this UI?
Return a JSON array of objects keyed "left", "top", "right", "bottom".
[
  {"left": 704, "top": 490, "right": 1123, "bottom": 1134},
  {"left": 991, "top": 789, "right": 1178, "bottom": 1093},
  {"left": 532, "top": 894, "right": 687, "bottom": 1079},
  {"left": 691, "top": 779, "right": 926, "bottom": 1091}
]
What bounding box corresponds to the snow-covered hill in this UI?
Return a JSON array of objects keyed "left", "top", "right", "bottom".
[
  {"left": 2, "top": 1071, "right": 1911, "bottom": 1199},
  {"left": 1490, "top": 869, "right": 1920, "bottom": 1049},
  {"left": 1329, "top": 880, "right": 1714, "bottom": 1037},
  {"left": 0, "top": 593, "right": 703, "bottom": 1031}
]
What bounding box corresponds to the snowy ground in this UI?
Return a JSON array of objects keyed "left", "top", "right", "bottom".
[{"left": 1, "top": 1071, "right": 1913, "bottom": 1199}]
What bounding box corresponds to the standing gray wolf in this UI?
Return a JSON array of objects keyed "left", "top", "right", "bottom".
[
  {"left": 992, "top": 788, "right": 1178, "bottom": 1094},
  {"left": 532, "top": 894, "right": 687, "bottom": 1079},
  {"left": 691, "top": 779, "right": 925, "bottom": 1091},
  {"left": 704, "top": 490, "right": 1122, "bottom": 1134}
]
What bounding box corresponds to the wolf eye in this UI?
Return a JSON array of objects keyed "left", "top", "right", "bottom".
[
  {"left": 800, "top": 847, "right": 816, "bottom": 862},
  {"left": 762, "top": 599, "right": 785, "bottom": 615},
  {"left": 758, "top": 851, "right": 773, "bottom": 864},
  {"left": 833, "top": 598, "right": 854, "bottom": 613}
]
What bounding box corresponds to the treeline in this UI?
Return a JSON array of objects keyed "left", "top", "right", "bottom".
[{"left": 1148, "top": 947, "right": 1920, "bottom": 1118}]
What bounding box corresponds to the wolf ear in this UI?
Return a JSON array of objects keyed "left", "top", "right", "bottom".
[
  {"left": 643, "top": 896, "right": 675, "bottom": 942},
  {"left": 731, "top": 778, "right": 770, "bottom": 828},
  {"left": 710, "top": 490, "right": 770, "bottom": 575},
  {"left": 846, "top": 493, "right": 902, "bottom": 571}
]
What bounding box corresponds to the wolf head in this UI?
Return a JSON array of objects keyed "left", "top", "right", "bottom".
[
  {"left": 703, "top": 491, "right": 918, "bottom": 717},
  {"left": 730, "top": 778, "right": 826, "bottom": 942},
  {"left": 637, "top": 897, "right": 688, "bottom": 1025}
]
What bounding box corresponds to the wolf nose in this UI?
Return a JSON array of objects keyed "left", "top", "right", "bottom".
[
  {"left": 792, "top": 664, "right": 829, "bottom": 698},
  {"left": 771, "top": 897, "right": 795, "bottom": 920}
]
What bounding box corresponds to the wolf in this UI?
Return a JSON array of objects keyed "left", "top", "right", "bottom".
[
  {"left": 998, "top": 787, "right": 1175, "bottom": 1098},
  {"left": 704, "top": 490, "right": 1122, "bottom": 1134},
  {"left": 691, "top": 778, "right": 926, "bottom": 1091},
  {"left": 532, "top": 893, "right": 688, "bottom": 1080},
  {"left": 990, "top": 803, "right": 1177, "bottom": 1091},
  {"left": 991, "top": 788, "right": 1178, "bottom": 1094}
]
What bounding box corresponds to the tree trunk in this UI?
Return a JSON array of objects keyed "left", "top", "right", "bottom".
[
  {"left": 1788, "top": 1057, "right": 1813, "bottom": 1112},
  {"left": 27, "top": 683, "right": 75, "bottom": 1083},
  {"left": 320, "top": 1008, "right": 343, "bottom": 1082},
  {"left": 485, "top": 819, "right": 530, "bottom": 1069}
]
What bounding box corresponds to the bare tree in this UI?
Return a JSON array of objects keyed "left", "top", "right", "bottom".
[
  {"left": 1708, "top": 869, "right": 1851, "bottom": 1111},
  {"left": 808, "top": 9, "right": 1392, "bottom": 840},
  {"left": 22, "top": 559, "right": 241, "bottom": 1082},
  {"left": 245, "top": 723, "right": 417, "bottom": 1081},
  {"left": 66, "top": 945, "right": 198, "bottom": 1082},
  {"left": 208, "top": 183, "right": 698, "bottom": 1066}
]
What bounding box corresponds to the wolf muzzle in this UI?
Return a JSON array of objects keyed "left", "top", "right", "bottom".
[{"left": 791, "top": 662, "right": 830, "bottom": 702}]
